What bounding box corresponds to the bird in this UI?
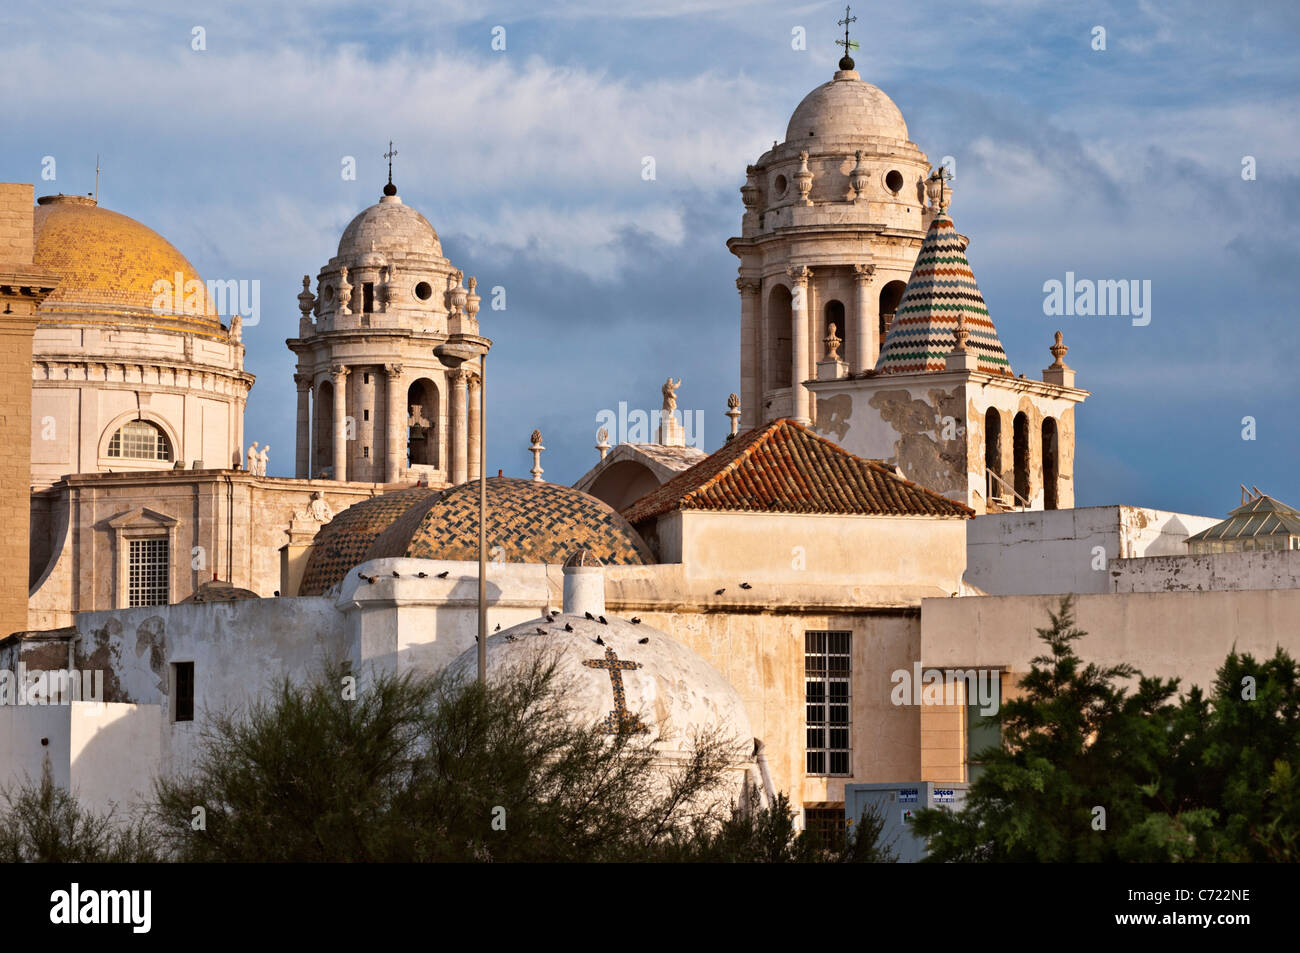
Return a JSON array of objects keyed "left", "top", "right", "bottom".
[
  {"left": 595, "top": 635, "right": 605, "bottom": 646},
  {"left": 273, "top": 590, "right": 280, "bottom": 597},
  {"left": 715, "top": 588, "right": 726, "bottom": 595},
  {"left": 563, "top": 623, "right": 574, "bottom": 632},
  {"left": 494, "top": 623, "right": 501, "bottom": 631},
  {"left": 436, "top": 570, "right": 449, "bottom": 579},
  {"left": 598, "top": 615, "right": 608, "bottom": 625},
  {"left": 365, "top": 575, "right": 376, "bottom": 585},
  {"left": 630, "top": 617, "right": 642, "bottom": 625},
  {"left": 740, "top": 582, "right": 752, "bottom": 590},
  {"left": 584, "top": 611, "right": 595, "bottom": 621},
  {"left": 392, "top": 570, "right": 400, "bottom": 577},
  {"left": 638, "top": 637, "right": 649, "bottom": 645},
  {"left": 536, "top": 627, "right": 546, "bottom": 635},
  {"left": 417, "top": 571, "right": 428, "bottom": 579},
  {"left": 505, "top": 634, "right": 518, "bottom": 643}
]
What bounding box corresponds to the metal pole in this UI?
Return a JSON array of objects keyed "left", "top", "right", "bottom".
[{"left": 477, "top": 353, "right": 487, "bottom": 684}]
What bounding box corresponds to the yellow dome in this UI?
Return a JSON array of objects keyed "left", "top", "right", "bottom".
[{"left": 33, "top": 194, "right": 222, "bottom": 333}]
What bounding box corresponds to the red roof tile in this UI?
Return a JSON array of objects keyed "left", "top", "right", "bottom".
[{"left": 621, "top": 418, "right": 974, "bottom": 524}]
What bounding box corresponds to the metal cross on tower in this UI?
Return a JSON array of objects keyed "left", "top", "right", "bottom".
[
  {"left": 836, "top": 5, "right": 859, "bottom": 63},
  {"left": 583, "top": 646, "right": 648, "bottom": 734},
  {"left": 384, "top": 141, "right": 398, "bottom": 186}
]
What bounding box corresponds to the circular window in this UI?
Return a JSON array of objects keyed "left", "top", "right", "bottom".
[
  {"left": 885, "top": 169, "right": 904, "bottom": 193},
  {"left": 414, "top": 281, "right": 433, "bottom": 301},
  {"left": 773, "top": 174, "right": 788, "bottom": 198}
]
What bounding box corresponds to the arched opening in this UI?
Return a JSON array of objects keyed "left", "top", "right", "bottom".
[
  {"left": 767, "top": 284, "right": 793, "bottom": 389},
  {"left": 984, "top": 408, "right": 1002, "bottom": 500},
  {"left": 1013, "top": 412, "right": 1031, "bottom": 504},
  {"left": 587, "top": 460, "right": 661, "bottom": 512},
  {"left": 106, "top": 419, "right": 172, "bottom": 461},
  {"left": 1042, "top": 417, "right": 1059, "bottom": 510},
  {"left": 823, "top": 299, "right": 846, "bottom": 360},
  {"left": 879, "top": 280, "right": 906, "bottom": 340},
  {"left": 406, "top": 378, "right": 440, "bottom": 467},
  {"left": 314, "top": 380, "right": 334, "bottom": 477}
]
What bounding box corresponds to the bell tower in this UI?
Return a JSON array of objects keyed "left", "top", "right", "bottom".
[
  {"left": 728, "top": 24, "right": 942, "bottom": 428},
  {"left": 287, "top": 156, "right": 490, "bottom": 486}
]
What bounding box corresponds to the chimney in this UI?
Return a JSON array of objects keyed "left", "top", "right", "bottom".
[{"left": 562, "top": 549, "right": 605, "bottom": 617}]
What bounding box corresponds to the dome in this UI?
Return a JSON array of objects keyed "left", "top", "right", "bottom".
[
  {"left": 299, "top": 479, "right": 653, "bottom": 596},
  {"left": 785, "top": 70, "right": 909, "bottom": 143},
  {"left": 448, "top": 613, "right": 754, "bottom": 754},
  {"left": 33, "top": 194, "right": 221, "bottom": 329},
  {"left": 337, "top": 193, "right": 442, "bottom": 259}
]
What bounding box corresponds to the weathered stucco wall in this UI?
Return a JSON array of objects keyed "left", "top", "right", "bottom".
[
  {"left": 965, "top": 505, "right": 1220, "bottom": 596},
  {"left": 1110, "top": 549, "right": 1300, "bottom": 593},
  {"left": 921, "top": 589, "right": 1300, "bottom": 698}
]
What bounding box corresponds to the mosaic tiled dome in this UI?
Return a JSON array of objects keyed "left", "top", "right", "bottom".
[
  {"left": 33, "top": 194, "right": 221, "bottom": 332},
  {"left": 298, "top": 486, "right": 437, "bottom": 596},
  {"left": 300, "top": 479, "right": 652, "bottom": 596},
  {"left": 874, "top": 210, "right": 1012, "bottom": 376}
]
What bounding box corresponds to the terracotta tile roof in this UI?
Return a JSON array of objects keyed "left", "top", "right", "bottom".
[{"left": 621, "top": 418, "right": 974, "bottom": 524}]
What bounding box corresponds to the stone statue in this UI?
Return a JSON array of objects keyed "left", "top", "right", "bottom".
[
  {"left": 229, "top": 312, "right": 242, "bottom": 343},
  {"left": 246, "top": 441, "right": 259, "bottom": 472},
  {"left": 661, "top": 377, "right": 681, "bottom": 414},
  {"left": 307, "top": 490, "right": 332, "bottom": 522},
  {"left": 257, "top": 445, "right": 270, "bottom": 476}
]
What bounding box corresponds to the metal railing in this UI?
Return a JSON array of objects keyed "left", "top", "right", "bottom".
[{"left": 986, "top": 467, "right": 1031, "bottom": 511}]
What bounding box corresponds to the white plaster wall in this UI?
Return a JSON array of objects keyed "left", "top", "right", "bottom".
[
  {"left": 0, "top": 704, "right": 71, "bottom": 789},
  {"left": 965, "top": 506, "right": 1219, "bottom": 596},
  {"left": 69, "top": 701, "right": 161, "bottom": 814}
]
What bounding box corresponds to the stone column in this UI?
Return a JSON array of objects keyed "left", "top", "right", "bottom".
[
  {"left": 384, "top": 363, "right": 404, "bottom": 484},
  {"left": 294, "top": 373, "right": 311, "bottom": 478},
  {"left": 450, "top": 368, "right": 468, "bottom": 485},
  {"left": 467, "top": 370, "right": 482, "bottom": 480},
  {"left": 787, "top": 265, "right": 812, "bottom": 424},
  {"left": 330, "top": 364, "right": 348, "bottom": 481},
  {"left": 853, "top": 264, "right": 878, "bottom": 373},
  {"left": 737, "top": 278, "right": 760, "bottom": 429}
]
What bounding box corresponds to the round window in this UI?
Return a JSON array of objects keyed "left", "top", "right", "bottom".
[
  {"left": 885, "top": 169, "right": 904, "bottom": 193},
  {"left": 773, "top": 174, "right": 788, "bottom": 198},
  {"left": 415, "top": 281, "right": 433, "bottom": 301}
]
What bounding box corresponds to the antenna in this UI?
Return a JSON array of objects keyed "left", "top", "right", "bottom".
[{"left": 94, "top": 154, "right": 100, "bottom": 202}]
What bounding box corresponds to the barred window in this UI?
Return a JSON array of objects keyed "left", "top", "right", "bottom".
[
  {"left": 806, "top": 630, "right": 851, "bottom": 776},
  {"left": 107, "top": 420, "right": 172, "bottom": 461},
  {"left": 804, "top": 804, "right": 848, "bottom": 850},
  {"left": 128, "top": 537, "right": 169, "bottom": 607}
]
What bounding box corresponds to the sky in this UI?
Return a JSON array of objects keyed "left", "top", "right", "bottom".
[{"left": 3, "top": 0, "right": 1297, "bottom": 515}]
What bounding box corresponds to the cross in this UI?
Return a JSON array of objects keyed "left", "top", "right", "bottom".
[
  {"left": 836, "top": 5, "right": 859, "bottom": 59},
  {"left": 384, "top": 140, "right": 398, "bottom": 185},
  {"left": 583, "top": 646, "right": 648, "bottom": 734},
  {"left": 929, "top": 165, "right": 952, "bottom": 210}
]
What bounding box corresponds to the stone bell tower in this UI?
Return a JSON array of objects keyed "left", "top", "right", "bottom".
[
  {"left": 728, "top": 38, "right": 948, "bottom": 429},
  {"left": 287, "top": 162, "right": 490, "bottom": 486}
]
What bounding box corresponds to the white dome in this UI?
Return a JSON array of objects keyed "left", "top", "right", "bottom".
[
  {"left": 449, "top": 613, "right": 754, "bottom": 755},
  {"left": 785, "top": 69, "right": 909, "bottom": 143},
  {"left": 338, "top": 193, "right": 442, "bottom": 259}
]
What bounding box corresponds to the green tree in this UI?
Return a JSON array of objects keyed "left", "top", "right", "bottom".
[{"left": 911, "top": 596, "right": 1210, "bottom": 861}]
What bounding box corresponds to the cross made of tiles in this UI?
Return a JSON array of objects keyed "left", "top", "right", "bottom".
[{"left": 583, "top": 646, "right": 648, "bottom": 734}]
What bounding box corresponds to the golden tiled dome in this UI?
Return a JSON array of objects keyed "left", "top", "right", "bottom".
[{"left": 33, "top": 194, "right": 221, "bottom": 332}]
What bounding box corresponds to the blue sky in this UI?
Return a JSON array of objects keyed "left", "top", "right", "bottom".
[{"left": 4, "top": 0, "right": 1297, "bottom": 516}]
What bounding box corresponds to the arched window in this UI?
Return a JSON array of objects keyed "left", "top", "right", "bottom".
[
  {"left": 767, "top": 284, "right": 793, "bottom": 389},
  {"left": 823, "top": 299, "right": 846, "bottom": 359},
  {"left": 107, "top": 420, "right": 172, "bottom": 461},
  {"left": 879, "top": 280, "right": 906, "bottom": 340},
  {"left": 1013, "top": 412, "right": 1031, "bottom": 504},
  {"left": 407, "top": 379, "right": 440, "bottom": 467},
  {"left": 1042, "top": 417, "right": 1059, "bottom": 510},
  {"left": 984, "top": 408, "right": 1002, "bottom": 496},
  {"left": 314, "top": 379, "right": 334, "bottom": 476}
]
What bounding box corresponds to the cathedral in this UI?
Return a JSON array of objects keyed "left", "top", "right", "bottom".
[{"left": 2, "top": 37, "right": 1297, "bottom": 854}]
